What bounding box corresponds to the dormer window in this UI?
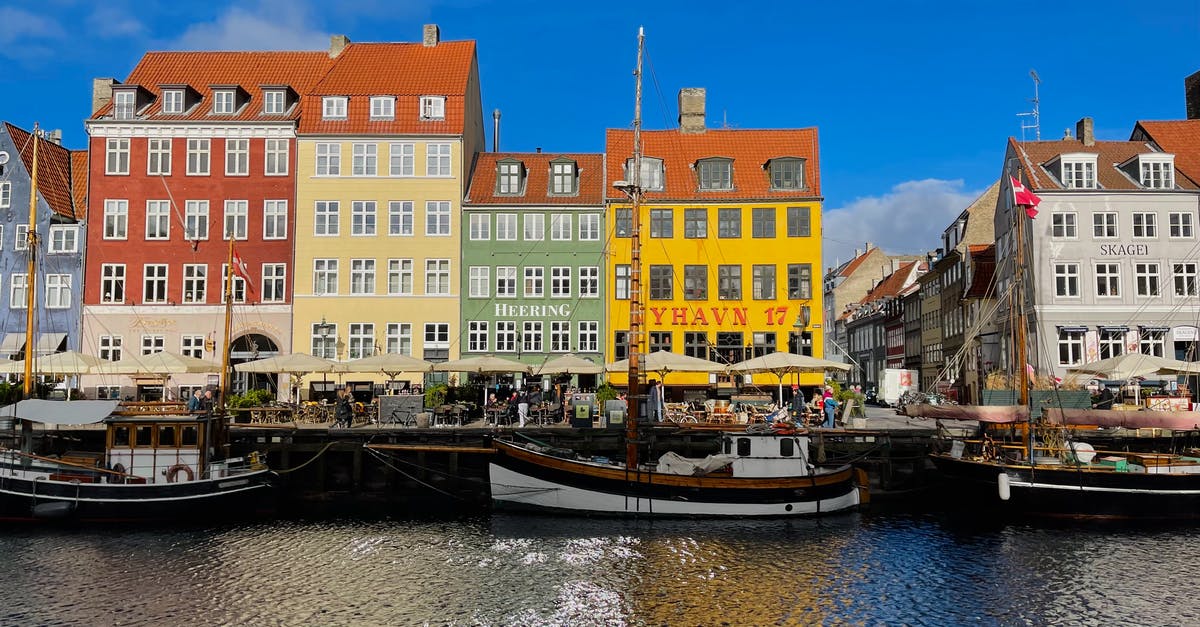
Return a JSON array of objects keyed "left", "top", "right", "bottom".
[
  {"left": 212, "top": 89, "right": 236, "bottom": 115},
  {"left": 550, "top": 159, "right": 577, "bottom": 195},
  {"left": 1139, "top": 155, "right": 1175, "bottom": 189},
  {"left": 624, "top": 157, "right": 664, "bottom": 191},
  {"left": 697, "top": 158, "right": 733, "bottom": 191},
  {"left": 323, "top": 96, "right": 348, "bottom": 120},
  {"left": 768, "top": 158, "right": 805, "bottom": 190},
  {"left": 1052, "top": 153, "right": 1098, "bottom": 189},
  {"left": 263, "top": 90, "right": 287, "bottom": 115},
  {"left": 113, "top": 90, "right": 136, "bottom": 120},
  {"left": 162, "top": 89, "right": 184, "bottom": 114},
  {"left": 420, "top": 96, "right": 445, "bottom": 120},
  {"left": 496, "top": 160, "right": 524, "bottom": 195},
  {"left": 370, "top": 96, "right": 395, "bottom": 120}
]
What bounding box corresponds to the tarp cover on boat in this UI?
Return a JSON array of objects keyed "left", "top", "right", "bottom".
[
  {"left": 1043, "top": 408, "right": 1200, "bottom": 430},
  {"left": 0, "top": 399, "right": 120, "bottom": 425},
  {"left": 657, "top": 451, "right": 736, "bottom": 476},
  {"left": 903, "top": 404, "right": 1029, "bottom": 423}
]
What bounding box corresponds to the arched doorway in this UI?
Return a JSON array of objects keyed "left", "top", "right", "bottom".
[{"left": 230, "top": 333, "right": 280, "bottom": 396}]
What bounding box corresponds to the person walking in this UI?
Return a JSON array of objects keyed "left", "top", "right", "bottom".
[
  {"left": 822, "top": 392, "right": 839, "bottom": 429},
  {"left": 647, "top": 379, "right": 665, "bottom": 423},
  {"left": 517, "top": 387, "right": 530, "bottom": 428},
  {"left": 335, "top": 387, "right": 354, "bottom": 428}
]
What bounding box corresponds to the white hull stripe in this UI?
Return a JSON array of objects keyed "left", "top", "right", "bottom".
[
  {"left": 0, "top": 483, "right": 270, "bottom": 504},
  {"left": 1009, "top": 480, "right": 1200, "bottom": 496}
]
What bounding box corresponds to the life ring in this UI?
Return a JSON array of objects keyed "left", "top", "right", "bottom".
[{"left": 166, "top": 464, "right": 194, "bottom": 483}]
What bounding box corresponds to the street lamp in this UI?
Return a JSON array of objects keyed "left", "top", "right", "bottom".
[
  {"left": 792, "top": 304, "right": 812, "bottom": 356},
  {"left": 315, "top": 317, "right": 335, "bottom": 399}
]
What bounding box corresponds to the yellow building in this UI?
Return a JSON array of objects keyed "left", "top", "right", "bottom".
[
  {"left": 292, "top": 28, "right": 484, "bottom": 397},
  {"left": 605, "top": 89, "right": 825, "bottom": 393}
]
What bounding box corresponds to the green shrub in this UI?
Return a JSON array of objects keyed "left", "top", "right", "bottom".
[
  {"left": 424, "top": 383, "right": 448, "bottom": 409},
  {"left": 595, "top": 382, "right": 617, "bottom": 404}
]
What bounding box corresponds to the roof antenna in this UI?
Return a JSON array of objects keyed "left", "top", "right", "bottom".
[{"left": 1017, "top": 70, "right": 1041, "bottom": 142}]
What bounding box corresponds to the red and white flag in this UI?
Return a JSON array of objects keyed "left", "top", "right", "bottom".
[
  {"left": 232, "top": 250, "right": 256, "bottom": 294},
  {"left": 1010, "top": 176, "right": 1041, "bottom": 219}
]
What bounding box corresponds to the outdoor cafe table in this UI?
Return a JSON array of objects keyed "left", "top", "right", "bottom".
[{"left": 246, "top": 406, "right": 295, "bottom": 425}]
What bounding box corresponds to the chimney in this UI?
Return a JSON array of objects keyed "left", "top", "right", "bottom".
[
  {"left": 1076, "top": 117, "right": 1095, "bottom": 147},
  {"left": 678, "top": 88, "right": 706, "bottom": 134},
  {"left": 329, "top": 34, "right": 350, "bottom": 58},
  {"left": 47, "top": 130, "right": 62, "bottom": 145},
  {"left": 854, "top": 248, "right": 861, "bottom": 258},
  {"left": 423, "top": 24, "right": 440, "bottom": 47},
  {"left": 536, "top": 147, "right": 542, "bottom": 154},
  {"left": 1186, "top": 70, "right": 1200, "bottom": 120},
  {"left": 92, "top": 78, "right": 116, "bottom": 114},
  {"left": 492, "top": 109, "right": 501, "bottom": 152}
]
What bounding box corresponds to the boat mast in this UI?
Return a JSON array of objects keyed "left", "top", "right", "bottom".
[
  {"left": 220, "top": 236, "right": 234, "bottom": 413},
  {"left": 23, "top": 125, "right": 40, "bottom": 399},
  {"left": 625, "top": 27, "right": 645, "bottom": 471}
]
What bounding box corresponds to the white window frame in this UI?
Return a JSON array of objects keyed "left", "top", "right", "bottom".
[
  {"left": 550, "top": 266, "right": 571, "bottom": 298},
  {"left": 212, "top": 89, "right": 236, "bottom": 115},
  {"left": 101, "top": 264, "right": 125, "bottom": 304},
  {"left": 348, "top": 323, "right": 376, "bottom": 359},
  {"left": 420, "top": 96, "right": 446, "bottom": 120},
  {"left": 262, "top": 263, "right": 286, "bottom": 303},
  {"left": 550, "top": 320, "right": 571, "bottom": 352},
  {"left": 524, "top": 266, "right": 544, "bottom": 298},
  {"left": 496, "top": 214, "right": 517, "bottom": 240},
  {"left": 313, "top": 259, "right": 338, "bottom": 296},
  {"left": 225, "top": 138, "right": 249, "bottom": 176},
  {"left": 351, "top": 201, "right": 377, "bottom": 236},
  {"left": 180, "top": 335, "right": 205, "bottom": 360},
  {"left": 14, "top": 224, "right": 28, "bottom": 251},
  {"left": 495, "top": 321, "right": 517, "bottom": 353},
  {"left": 141, "top": 334, "right": 166, "bottom": 355},
  {"left": 389, "top": 201, "right": 414, "bottom": 236},
  {"left": 263, "top": 200, "right": 287, "bottom": 240},
  {"left": 0, "top": 182, "right": 9, "bottom": 209},
  {"left": 9, "top": 274, "right": 26, "bottom": 309},
  {"left": 577, "top": 321, "right": 599, "bottom": 353},
  {"left": 1140, "top": 157, "right": 1175, "bottom": 189},
  {"left": 1050, "top": 212, "right": 1076, "bottom": 239},
  {"left": 263, "top": 90, "right": 287, "bottom": 115},
  {"left": 1173, "top": 261, "right": 1198, "bottom": 297},
  {"left": 350, "top": 258, "right": 376, "bottom": 295},
  {"left": 99, "top": 335, "right": 123, "bottom": 362},
  {"left": 143, "top": 264, "right": 168, "bottom": 304},
  {"left": 1132, "top": 212, "right": 1157, "bottom": 239},
  {"left": 468, "top": 214, "right": 490, "bottom": 240},
  {"left": 1062, "top": 157, "right": 1097, "bottom": 189},
  {"left": 45, "top": 274, "right": 71, "bottom": 309},
  {"left": 522, "top": 321, "right": 543, "bottom": 353},
  {"left": 315, "top": 201, "right": 339, "bottom": 236},
  {"left": 311, "top": 323, "right": 337, "bottom": 359},
  {"left": 1054, "top": 262, "right": 1079, "bottom": 298},
  {"left": 386, "top": 323, "right": 412, "bottom": 355},
  {"left": 1095, "top": 262, "right": 1121, "bottom": 298},
  {"left": 186, "top": 138, "right": 210, "bottom": 176},
  {"left": 223, "top": 200, "right": 248, "bottom": 240},
  {"left": 1057, "top": 331, "right": 1084, "bottom": 366},
  {"left": 370, "top": 96, "right": 395, "bottom": 120},
  {"left": 145, "top": 200, "right": 170, "bottom": 240},
  {"left": 496, "top": 266, "right": 517, "bottom": 298},
  {"left": 323, "top": 96, "right": 348, "bottom": 119},
  {"left": 424, "top": 259, "right": 450, "bottom": 296},
  {"left": 185, "top": 200, "right": 209, "bottom": 241},
  {"left": 387, "top": 259, "right": 413, "bottom": 295},
  {"left": 112, "top": 90, "right": 136, "bottom": 120},
  {"left": 523, "top": 213, "right": 545, "bottom": 241},
  {"left": 468, "top": 266, "right": 490, "bottom": 298},
  {"left": 352, "top": 143, "right": 378, "bottom": 176},
  {"left": 425, "top": 143, "right": 451, "bottom": 176},
  {"left": 425, "top": 201, "right": 451, "bottom": 236},
  {"left": 106, "top": 138, "right": 130, "bottom": 175},
  {"left": 468, "top": 321, "right": 489, "bottom": 353},
  {"left": 264, "top": 138, "right": 289, "bottom": 176},
  {"left": 220, "top": 264, "right": 246, "bottom": 304},
  {"left": 389, "top": 143, "right": 415, "bottom": 176},
  {"left": 550, "top": 214, "right": 572, "bottom": 241},
  {"left": 48, "top": 225, "right": 78, "bottom": 253},
  {"left": 579, "top": 266, "right": 599, "bottom": 298},
  {"left": 182, "top": 264, "right": 207, "bottom": 304},
  {"left": 1092, "top": 212, "right": 1118, "bottom": 239},
  {"left": 315, "top": 143, "right": 341, "bottom": 176},
  {"left": 147, "top": 138, "right": 172, "bottom": 176},
  {"left": 1169, "top": 212, "right": 1195, "bottom": 239},
  {"left": 579, "top": 214, "right": 600, "bottom": 241},
  {"left": 162, "top": 89, "right": 184, "bottom": 114},
  {"left": 1135, "top": 262, "right": 1160, "bottom": 297}
]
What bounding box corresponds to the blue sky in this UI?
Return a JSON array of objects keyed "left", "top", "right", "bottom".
[{"left": 1, "top": 0, "right": 1197, "bottom": 269}]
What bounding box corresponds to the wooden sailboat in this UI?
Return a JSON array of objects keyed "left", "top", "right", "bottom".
[
  {"left": 488, "top": 31, "right": 866, "bottom": 517},
  {"left": 0, "top": 125, "right": 275, "bottom": 522}
]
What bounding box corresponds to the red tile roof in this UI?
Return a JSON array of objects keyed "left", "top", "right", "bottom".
[
  {"left": 70, "top": 151, "right": 88, "bottom": 214},
  {"left": 605, "top": 128, "right": 820, "bottom": 201},
  {"left": 298, "top": 41, "right": 476, "bottom": 135},
  {"left": 466, "top": 153, "right": 604, "bottom": 206},
  {"left": 4, "top": 123, "right": 79, "bottom": 219},
  {"left": 1010, "top": 136, "right": 1199, "bottom": 191},
  {"left": 862, "top": 261, "right": 917, "bottom": 303},
  {"left": 1134, "top": 120, "right": 1200, "bottom": 187},
  {"left": 91, "top": 51, "right": 335, "bottom": 122},
  {"left": 834, "top": 246, "right": 883, "bottom": 278}
]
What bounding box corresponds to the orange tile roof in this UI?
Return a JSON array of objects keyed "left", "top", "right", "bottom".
[
  {"left": 1010, "top": 136, "right": 1199, "bottom": 191},
  {"left": 70, "top": 151, "right": 88, "bottom": 214},
  {"left": 466, "top": 153, "right": 605, "bottom": 206},
  {"left": 299, "top": 41, "right": 476, "bottom": 135},
  {"left": 91, "top": 51, "right": 335, "bottom": 122},
  {"left": 862, "top": 261, "right": 917, "bottom": 303},
  {"left": 605, "top": 128, "right": 820, "bottom": 201},
  {"left": 1134, "top": 120, "right": 1200, "bottom": 187},
  {"left": 835, "top": 246, "right": 882, "bottom": 278},
  {"left": 4, "top": 123, "right": 79, "bottom": 220}
]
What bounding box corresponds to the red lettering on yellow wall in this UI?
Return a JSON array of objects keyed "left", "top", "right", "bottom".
[
  {"left": 671, "top": 308, "right": 688, "bottom": 325},
  {"left": 692, "top": 308, "right": 708, "bottom": 325},
  {"left": 732, "top": 308, "right": 748, "bottom": 326},
  {"left": 649, "top": 308, "right": 666, "bottom": 325},
  {"left": 710, "top": 308, "right": 728, "bottom": 325}
]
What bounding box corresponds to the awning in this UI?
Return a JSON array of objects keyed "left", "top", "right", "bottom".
[
  {"left": 1098, "top": 325, "right": 1129, "bottom": 332},
  {"left": 35, "top": 333, "right": 66, "bottom": 355},
  {"left": 0, "top": 399, "right": 120, "bottom": 425},
  {"left": 0, "top": 333, "right": 26, "bottom": 356},
  {"left": 1140, "top": 326, "right": 1170, "bottom": 333},
  {"left": 1057, "top": 326, "right": 1088, "bottom": 333}
]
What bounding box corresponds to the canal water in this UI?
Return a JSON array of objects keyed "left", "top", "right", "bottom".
[{"left": 0, "top": 510, "right": 1194, "bottom": 626}]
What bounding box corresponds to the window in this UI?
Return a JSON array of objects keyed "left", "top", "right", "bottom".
[
  {"left": 1092, "top": 213, "right": 1117, "bottom": 239},
  {"left": 577, "top": 321, "right": 599, "bottom": 353},
  {"left": 316, "top": 143, "right": 340, "bottom": 176},
  {"left": 425, "top": 259, "right": 450, "bottom": 295},
  {"left": 613, "top": 331, "right": 629, "bottom": 361},
  {"left": 145, "top": 201, "right": 170, "bottom": 240},
  {"left": 752, "top": 265, "right": 776, "bottom": 299},
  {"left": 390, "top": 143, "right": 414, "bottom": 176},
  {"left": 718, "top": 265, "right": 742, "bottom": 300},
  {"left": 99, "top": 336, "right": 122, "bottom": 362},
  {"left": 1169, "top": 212, "right": 1194, "bottom": 238},
  {"left": 1135, "top": 262, "right": 1160, "bottom": 297},
  {"left": 1051, "top": 212, "right": 1077, "bottom": 238},
  {"left": 1099, "top": 329, "right": 1125, "bottom": 360},
  {"left": 387, "top": 259, "right": 413, "bottom": 295},
  {"left": 684, "top": 209, "right": 707, "bottom": 238},
  {"left": 104, "top": 200, "right": 127, "bottom": 239},
  {"left": 348, "top": 323, "right": 375, "bottom": 359},
  {"left": 225, "top": 138, "right": 249, "bottom": 175},
  {"left": 162, "top": 89, "right": 184, "bottom": 114},
  {"left": 770, "top": 159, "right": 805, "bottom": 190},
  {"left": 496, "top": 321, "right": 517, "bottom": 352},
  {"left": 0, "top": 182, "right": 8, "bottom": 209},
  {"left": 1173, "top": 262, "right": 1198, "bottom": 297},
  {"left": 352, "top": 201, "right": 377, "bottom": 236},
  {"left": 147, "top": 138, "right": 171, "bottom": 175},
  {"left": 468, "top": 214, "right": 490, "bottom": 241},
  {"left": 9, "top": 274, "right": 26, "bottom": 308},
  {"left": 580, "top": 214, "right": 600, "bottom": 240},
  {"left": 420, "top": 96, "right": 446, "bottom": 120},
  {"left": 265, "top": 139, "right": 288, "bottom": 176},
  {"left": 1062, "top": 159, "right": 1096, "bottom": 189},
  {"left": 424, "top": 323, "right": 450, "bottom": 360},
  {"left": 182, "top": 264, "right": 207, "bottom": 303},
  {"left": 547, "top": 321, "right": 570, "bottom": 352},
  {"left": 496, "top": 214, "right": 517, "bottom": 240},
  {"left": 1054, "top": 262, "right": 1079, "bottom": 297},
  {"left": 1095, "top": 262, "right": 1120, "bottom": 297},
  {"left": 698, "top": 158, "right": 732, "bottom": 190},
  {"left": 684, "top": 332, "right": 708, "bottom": 359},
  {"left": 551, "top": 267, "right": 571, "bottom": 298},
  {"left": 579, "top": 266, "right": 599, "bottom": 298},
  {"left": 181, "top": 335, "right": 205, "bottom": 359},
  {"left": 389, "top": 201, "right": 414, "bottom": 236},
  {"left": 313, "top": 259, "right": 338, "bottom": 295},
  {"left": 48, "top": 225, "right": 78, "bottom": 253},
  {"left": 1140, "top": 329, "right": 1166, "bottom": 357},
  {"left": 497, "top": 161, "right": 522, "bottom": 194},
  {"left": 496, "top": 266, "right": 517, "bottom": 298},
  {"left": 352, "top": 143, "right": 377, "bottom": 176},
  {"left": 787, "top": 264, "right": 812, "bottom": 299},
  {"left": 315, "top": 201, "right": 339, "bottom": 236},
  {"left": 615, "top": 265, "right": 630, "bottom": 300},
  {"left": 522, "top": 321, "right": 543, "bottom": 353},
  {"left": 523, "top": 213, "right": 544, "bottom": 241},
  {"left": 718, "top": 208, "right": 741, "bottom": 238},
  {"left": 14, "top": 225, "right": 26, "bottom": 251},
  {"left": 614, "top": 209, "right": 632, "bottom": 238},
  {"left": 263, "top": 90, "right": 286, "bottom": 115},
  {"left": 426, "top": 201, "right": 451, "bottom": 236},
  {"left": 143, "top": 265, "right": 168, "bottom": 303},
  {"left": 684, "top": 265, "right": 707, "bottom": 300},
  {"left": 262, "top": 264, "right": 285, "bottom": 302},
  {"left": 386, "top": 323, "right": 412, "bottom": 355},
  {"left": 649, "top": 265, "right": 672, "bottom": 300},
  {"left": 550, "top": 214, "right": 572, "bottom": 241},
  {"left": 370, "top": 96, "right": 395, "bottom": 119},
  {"left": 524, "top": 266, "right": 544, "bottom": 298},
  {"left": 752, "top": 208, "right": 775, "bottom": 238},
  {"left": 469, "top": 266, "right": 490, "bottom": 298},
  {"left": 45, "top": 274, "right": 70, "bottom": 309},
  {"left": 649, "top": 331, "right": 672, "bottom": 353},
  {"left": 782, "top": 206, "right": 810, "bottom": 239},
  {"left": 263, "top": 200, "right": 287, "bottom": 239},
  {"left": 141, "top": 335, "right": 165, "bottom": 355},
  {"left": 551, "top": 161, "right": 576, "bottom": 194},
  {"left": 101, "top": 264, "right": 125, "bottom": 303},
  {"left": 220, "top": 264, "right": 246, "bottom": 303},
  {"left": 212, "top": 90, "right": 236, "bottom": 114},
  {"left": 426, "top": 143, "right": 451, "bottom": 176},
  {"left": 1141, "top": 159, "right": 1175, "bottom": 189},
  {"left": 106, "top": 139, "right": 129, "bottom": 175},
  {"left": 1133, "top": 212, "right": 1157, "bottom": 238},
  {"left": 311, "top": 322, "right": 337, "bottom": 359},
  {"left": 323, "top": 96, "right": 347, "bottom": 119},
  {"left": 649, "top": 209, "right": 673, "bottom": 238},
  {"left": 113, "top": 90, "right": 135, "bottom": 119},
  {"left": 468, "top": 321, "right": 489, "bottom": 352},
  {"left": 625, "top": 157, "right": 663, "bottom": 191},
  {"left": 223, "top": 200, "right": 248, "bottom": 240},
  {"left": 350, "top": 259, "right": 376, "bottom": 295},
  {"left": 186, "top": 139, "right": 209, "bottom": 175},
  {"left": 183, "top": 200, "right": 209, "bottom": 240}
]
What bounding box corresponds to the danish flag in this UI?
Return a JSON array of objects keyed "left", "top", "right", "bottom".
[
  {"left": 1010, "top": 176, "right": 1042, "bottom": 219},
  {"left": 232, "top": 249, "right": 256, "bottom": 294}
]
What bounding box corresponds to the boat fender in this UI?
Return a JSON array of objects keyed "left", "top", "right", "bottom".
[
  {"left": 997, "top": 472, "right": 1011, "bottom": 501},
  {"left": 166, "top": 464, "right": 195, "bottom": 483}
]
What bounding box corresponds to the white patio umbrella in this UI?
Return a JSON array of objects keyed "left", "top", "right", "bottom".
[
  {"left": 605, "top": 349, "right": 727, "bottom": 380},
  {"left": 434, "top": 354, "right": 531, "bottom": 408},
  {"left": 729, "top": 351, "right": 853, "bottom": 405},
  {"left": 1070, "top": 353, "right": 1200, "bottom": 381},
  {"left": 0, "top": 350, "right": 101, "bottom": 375},
  {"left": 534, "top": 353, "right": 604, "bottom": 376},
  {"left": 342, "top": 353, "right": 432, "bottom": 378},
  {"left": 235, "top": 353, "right": 345, "bottom": 402},
  {"left": 96, "top": 351, "right": 218, "bottom": 375}
]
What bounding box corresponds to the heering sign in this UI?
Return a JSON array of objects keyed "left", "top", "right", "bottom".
[
  {"left": 1099, "top": 244, "right": 1150, "bottom": 256},
  {"left": 494, "top": 304, "right": 573, "bottom": 318}
]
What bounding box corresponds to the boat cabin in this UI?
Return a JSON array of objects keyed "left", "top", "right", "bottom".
[
  {"left": 720, "top": 433, "right": 813, "bottom": 478},
  {"left": 105, "top": 415, "right": 212, "bottom": 483}
]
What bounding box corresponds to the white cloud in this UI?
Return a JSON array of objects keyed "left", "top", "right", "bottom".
[
  {"left": 167, "top": 1, "right": 329, "bottom": 51},
  {"left": 87, "top": 5, "right": 145, "bottom": 38},
  {"left": 822, "top": 179, "right": 983, "bottom": 271},
  {"left": 0, "top": 7, "right": 66, "bottom": 59}
]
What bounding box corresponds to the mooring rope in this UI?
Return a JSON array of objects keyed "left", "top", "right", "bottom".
[
  {"left": 363, "top": 447, "right": 467, "bottom": 501},
  {"left": 273, "top": 441, "right": 337, "bottom": 475}
]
